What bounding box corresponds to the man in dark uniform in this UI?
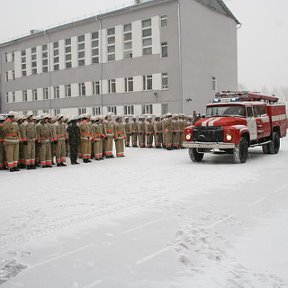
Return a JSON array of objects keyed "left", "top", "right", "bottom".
[{"left": 67, "top": 117, "right": 80, "bottom": 165}]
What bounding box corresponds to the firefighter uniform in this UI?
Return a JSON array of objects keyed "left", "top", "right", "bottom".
[
  {"left": 55, "top": 115, "right": 67, "bottom": 166},
  {"left": 0, "top": 116, "right": 6, "bottom": 170},
  {"left": 179, "top": 115, "right": 186, "bottom": 148},
  {"left": 18, "top": 116, "right": 27, "bottom": 168},
  {"left": 36, "top": 116, "right": 53, "bottom": 167},
  {"left": 124, "top": 118, "right": 132, "bottom": 147},
  {"left": 104, "top": 116, "right": 115, "bottom": 158},
  {"left": 79, "top": 116, "right": 92, "bottom": 163},
  {"left": 131, "top": 117, "right": 138, "bottom": 147},
  {"left": 145, "top": 117, "right": 154, "bottom": 148},
  {"left": 153, "top": 117, "right": 163, "bottom": 148},
  {"left": 49, "top": 117, "right": 57, "bottom": 164},
  {"left": 25, "top": 113, "right": 37, "bottom": 169},
  {"left": 163, "top": 113, "right": 173, "bottom": 150},
  {"left": 172, "top": 114, "right": 180, "bottom": 149},
  {"left": 114, "top": 116, "right": 126, "bottom": 157},
  {"left": 2, "top": 113, "right": 21, "bottom": 171}
]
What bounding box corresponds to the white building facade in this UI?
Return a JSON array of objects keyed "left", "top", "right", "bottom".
[{"left": 0, "top": 0, "right": 239, "bottom": 116}]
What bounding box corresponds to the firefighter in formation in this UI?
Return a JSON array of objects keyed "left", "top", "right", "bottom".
[{"left": 0, "top": 112, "right": 193, "bottom": 172}]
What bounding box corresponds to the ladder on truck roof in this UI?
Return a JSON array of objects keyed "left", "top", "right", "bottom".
[{"left": 214, "top": 91, "right": 279, "bottom": 103}]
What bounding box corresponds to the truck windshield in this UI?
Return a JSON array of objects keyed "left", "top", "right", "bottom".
[{"left": 206, "top": 105, "right": 246, "bottom": 117}]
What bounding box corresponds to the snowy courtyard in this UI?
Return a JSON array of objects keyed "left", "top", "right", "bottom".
[{"left": 1, "top": 138, "right": 288, "bottom": 288}]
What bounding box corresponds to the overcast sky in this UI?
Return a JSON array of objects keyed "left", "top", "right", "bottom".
[{"left": 0, "top": 0, "right": 287, "bottom": 91}]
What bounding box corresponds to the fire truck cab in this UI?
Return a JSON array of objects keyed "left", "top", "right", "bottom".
[{"left": 183, "top": 91, "right": 287, "bottom": 163}]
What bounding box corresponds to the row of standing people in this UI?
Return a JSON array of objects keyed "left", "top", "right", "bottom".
[
  {"left": 0, "top": 112, "right": 195, "bottom": 172},
  {"left": 124, "top": 113, "right": 193, "bottom": 149},
  {"left": 0, "top": 112, "right": 127, "bottom": 172}
]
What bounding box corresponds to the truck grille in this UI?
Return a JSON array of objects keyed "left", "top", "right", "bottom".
[{"left": 193, "top": 126, "right": 224, "bottom": 142}]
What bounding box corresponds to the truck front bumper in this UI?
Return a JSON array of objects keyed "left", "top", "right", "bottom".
[{"left": 183, "top": 141, "right": 235, "bottom": 149}]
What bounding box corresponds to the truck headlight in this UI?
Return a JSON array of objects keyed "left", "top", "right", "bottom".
[
  {"left": 226, "top": 134, "right": 232, "bottom": 141},
  {"left": 186, "top": 134, "right": 191, "bottom": 140}
]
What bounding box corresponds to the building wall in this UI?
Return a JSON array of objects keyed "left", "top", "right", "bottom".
[
  {"left": 0, "top": 0, "right": 237, "bottom": 116},
  {"left": 180, "top": 0, "right": 238, "bottom": 114}
]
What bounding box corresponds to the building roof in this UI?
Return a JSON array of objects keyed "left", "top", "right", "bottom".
[{"left": 0, "top": 0, "right": 239, "bottom": 48}]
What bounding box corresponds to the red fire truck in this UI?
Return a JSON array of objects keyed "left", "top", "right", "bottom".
[{"left": 183, "top": 91, "right": 287, "bottom": 163}]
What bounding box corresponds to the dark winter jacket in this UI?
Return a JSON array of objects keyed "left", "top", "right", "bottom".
[{"left": 67, "top": 123, "right": 80, "bottom": 145}]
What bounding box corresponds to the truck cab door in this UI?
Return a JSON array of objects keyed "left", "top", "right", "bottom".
[
  {"left": 253, "top": 106, "right": 265, "bottom": 140},
  {"left": 246, "top": 106, "right": 257, "bottom": 141}
]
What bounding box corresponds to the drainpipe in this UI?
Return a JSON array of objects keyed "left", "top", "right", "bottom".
[
  {"left": 95, "top": 15, "right": 104, "bottom": 114},
  {"left": 44, "top": 29, "right": 52, "bottom": 115},
  {"left": 177, "top": 1, "right": 184, "bottom": 114}
]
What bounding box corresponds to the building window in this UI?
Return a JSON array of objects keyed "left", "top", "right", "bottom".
[
  {"left": 32, "top": 110, "right": 38, "bottom": 116},
  {"left": 12, "top": 52, "right": 15, "bottom": 62},
  {"left": 31, "top": 47, "right": 37, "bottom": 75},
  {"left": 124, "top": 105, "right": 134, "bottom": 115},
  {"left": 125, "top": 77, "right": 134, "bottom": 92},
  {"left": 212, "top": 77, "right": 217, "bottom": 91},
  {"left": 5, "top": 53, "right": 8, "bottom": 63},
  {"left": 91, "top": 32, "right": 99, "bottom": 64},
  {"left": 42, "top": 109, "right": 49, "bottom": 114},
  {"left": 143, "top": 75, "right": 152, "bottom": 90},
  {"left": 142, "top": 104, "right": 153, "bottom": 114},
  {"left": 6, "top": 93, "right": 9, "bottom": 103},
  {"left": 161, "top": 73, "right": 168, "bottom": 89},
  {"left": 43, "top": 88, "right": 49, "bottom": 100},
  {"left": 92, "top": 107, "right": 101, "bottom": 116},
  {"left": 12, "top": 92, "right": 15, "bottom": 103},
  {"left": 123, "top": 23, "right": 133, "bottom": 59},
  {"left": 53, "top": 42, "right": 59, "bottom": 71},
  {"left": 107, "top": 28, "right": 115, "bottom": 62},
  {"left": 142, "top": 19, "right": 152, "bottom": 55},
  {"left": 54, "top": 109, "right": 60, "bottom": 116},
  {"left": 161, "top": 42, "right": 168, "bottom": 58},
  {"left": 22, "top": 90, "right": 28, "bottom": 102},
  {"left": 12, "top": 70, "right": 15, "bottom": 80},
  {"left": 107, "top": 106, "right": 117, "bottom": 114},
  {"left": 78, "top": 83, "right": 86, "bottom": 96},
  {"left": 5, "top": 72, "right": 9, "bottom": 82},
  {"left": 78, "top": 108, "right": 86, "bottom": 115},
  {"left": 108, "top": 79, "right": 116, "bottom": 93},
  {"left": 65, "top": 84, "right": 71, "bottom": 97},
  {"left": 65, "top": 38, "right": 72, "bottom": 69},
  {"left": 78, "top": 35, "right": 85, "bottom": 66},
  {"left": 21, "top": 50, "right": 27, "bottom": 76},
  {"left": 54, "top": 86, "right": 60, "bottom": 99},
  {"left": 32, "top": 89, "right": 38, "bottom": 101},
  {"left": 161, "top": 103, "right": 168, "bottom": 115},
  {"left": 160, "top": 15, "right": 168, "bottom": 27},
  {"left": 42, "top": 45, "right": 48, "bottom": 73},
  {"left": 92, "top": 81, "right": 100, "bottom": 95}
]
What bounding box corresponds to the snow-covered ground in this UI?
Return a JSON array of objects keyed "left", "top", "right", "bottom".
[{"left": 1, "top": 137, "right": 288, "bottom": 288}]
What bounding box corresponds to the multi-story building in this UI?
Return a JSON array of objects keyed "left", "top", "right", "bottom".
[{"left": 0, "top": 0, "right": 239, "bottom": 116}]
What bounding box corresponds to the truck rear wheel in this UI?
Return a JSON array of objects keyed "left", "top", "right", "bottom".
[
  {"left": 268, "top": 132, "right": 280, "bottom": 154},
  {"left": 234, "top": 137, "right": 248, "bottom": 163},
  {"left": 188, "top": 148, "right": 204, "bottom": 162},
  {"left": 262, "top": 143, "right": 270, "bottom": 154}
]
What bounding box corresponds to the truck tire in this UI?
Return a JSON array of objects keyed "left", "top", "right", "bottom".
[
  {"left": 234, "top": 137, "right": 248, "bottom": 163},
  {"left": 262, "top": 143, "right": 270, "bottom": 154},
  {"left": 268, "top": 132, "right": 280, "bottom": 154},
  {"left": 188, "top": 148, "right": 204, "bottom": 162}
]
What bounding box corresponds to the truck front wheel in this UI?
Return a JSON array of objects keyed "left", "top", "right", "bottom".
[
  {"left": 268, "top": 132, "right": 280, "bottom": 154},
  {"left": 234, "top": 137, "right": 248, "bottom": 163},
  {"left": 188, "top": 148, "right": 204, "bottom": 162}
]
